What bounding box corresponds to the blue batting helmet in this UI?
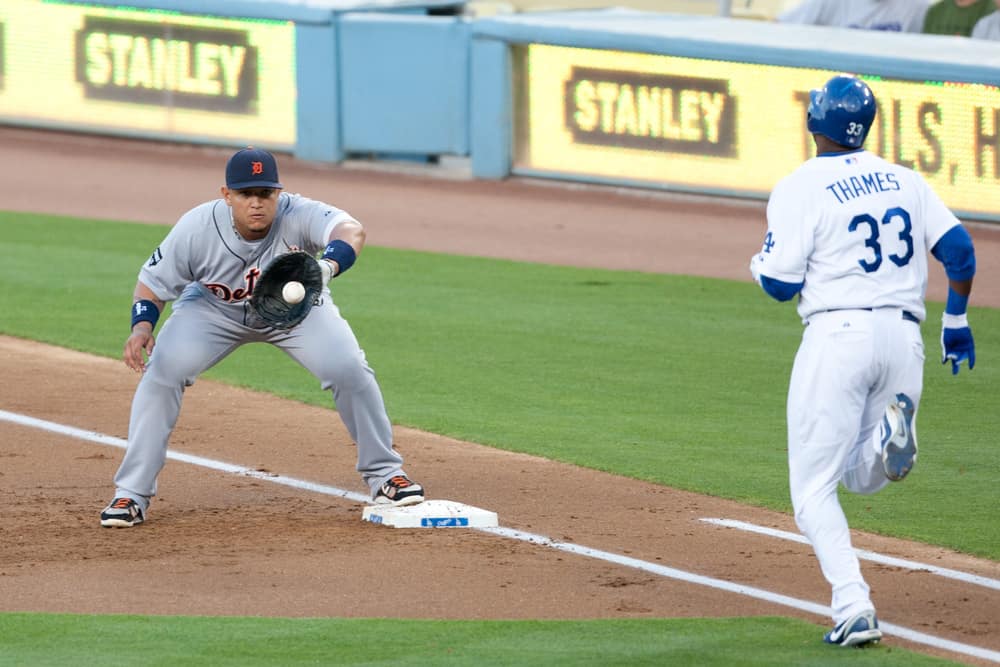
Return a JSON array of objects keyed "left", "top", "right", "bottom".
[{"left": 807, "top": 75, "right": 877, "bottom": 148}]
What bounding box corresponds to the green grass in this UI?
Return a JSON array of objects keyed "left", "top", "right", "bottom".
[
  {"left": 0, "top": 212, "right": 996, "bottom": 559},
  {"left": 0, "top": 212, "right": 991, "bottom": 665},
  {"left": 0, "top": 614, "right": 963, "bottom": 666}
]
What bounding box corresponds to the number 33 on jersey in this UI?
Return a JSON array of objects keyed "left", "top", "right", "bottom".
[{"left": 753, "top": 149, "right": 961, "bottom": 324}]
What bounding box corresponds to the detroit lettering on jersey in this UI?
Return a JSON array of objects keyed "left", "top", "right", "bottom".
[
  {"left": 138, "top": 192, "right": 350, "bottom": 326},
  {"left": 204, "top": 267, "right": 261, "bottom": 302},
  {"left": 825, "top": 171, "right": 900, "bottom": 204}
]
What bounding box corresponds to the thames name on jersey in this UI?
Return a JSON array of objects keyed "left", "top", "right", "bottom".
[{"left": 825, "top": 170, "right": 901, "bottom": 204}]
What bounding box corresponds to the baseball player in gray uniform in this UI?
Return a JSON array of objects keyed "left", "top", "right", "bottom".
[
  {"left": 101, "top": 147, "right": 424, "bottom": 527},
  {"left": 750, "top": 76, "right": 976, "bottom": 647}
]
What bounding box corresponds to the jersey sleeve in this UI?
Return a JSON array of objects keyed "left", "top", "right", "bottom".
[
  {"left": 916, "top": 171, "right": 962, "bottom": 250},
  {"left": 137, "top": 210, "right": 199, "bottom": 301},
  {"left": 755, "top": 178, "right": 813, "bottom": 285},
  {"left": 282, "top": 193, "right": 356, "bottom": 254}
]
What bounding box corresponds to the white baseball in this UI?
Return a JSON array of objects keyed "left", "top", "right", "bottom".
[{"left": 282, "top": 281, "right": 305, "bottom": 304}]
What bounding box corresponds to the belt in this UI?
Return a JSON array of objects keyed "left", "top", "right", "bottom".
[{"left": 816, "top": 308, "right": 920, "bottom": 324}]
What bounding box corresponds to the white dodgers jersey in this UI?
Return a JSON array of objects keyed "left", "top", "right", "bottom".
[{"left": 756, "top": 150, "right": 961, "bottom": 323}]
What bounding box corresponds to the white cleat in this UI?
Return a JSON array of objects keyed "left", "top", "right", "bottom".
[{"left": 881, "top": 393, "right": 917, "bottom": 481}]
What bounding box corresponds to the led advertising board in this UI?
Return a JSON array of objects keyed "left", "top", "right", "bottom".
[
  {"left": 516, "top": 44, "right": 1000, "bottom": 219},
  {"left": 0, "top": 1, "right": 296, "bottom": 146}
]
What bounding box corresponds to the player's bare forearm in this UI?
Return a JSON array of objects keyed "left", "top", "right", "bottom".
[
  {"left": 132, "top": 281, "right": 165, "bottom": 313},
  {"left": 330, "top": 218, "right": 366, "bottom": 256},
  {"left": 319, "top": 220, "right": 365, "bottom": 280},
  {"left": 124, "top": 281, "right": 161, "bottom": 372},
  {"left": 948, "top": 277, "right": 973, "bottom": 298}
]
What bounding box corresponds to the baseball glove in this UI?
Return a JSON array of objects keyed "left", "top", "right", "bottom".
[{"left": 250, "top": 251, "right": 324, "bottom": 329}]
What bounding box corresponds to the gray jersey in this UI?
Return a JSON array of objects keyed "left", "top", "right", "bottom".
[
  {"left": 972, "top": 11, "right": 1000, "bottom": 39},
  {"left": 112, "top": 191, "right": 409, "bottom": 511},
  {"left": 140, "top": 192, "right": 352, "bottom": 325}
]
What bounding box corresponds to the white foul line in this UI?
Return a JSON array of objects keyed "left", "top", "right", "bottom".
[
  {"left": 2, "top": 408, "right": 998, "bottom": 664},
  {"left": 700, "top": 518, "right": 1000, "bottom": 592},
  {"left": 0, "top": 410, "right": 370, "bottom": 504}
]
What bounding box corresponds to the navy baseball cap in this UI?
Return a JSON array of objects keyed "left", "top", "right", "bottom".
[{"left": 225, "top": 147, "right": 283, "bottom": 190}]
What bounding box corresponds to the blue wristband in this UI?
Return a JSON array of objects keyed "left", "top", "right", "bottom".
[
  {"left": 321, "top": 239, "right": 357, "bottom": 276},
  {"left": 131, "top": 299, "right": 160, "bottom": 330},
  {"left": 945, "top": 288, "right": 969, "bottom": 316}
]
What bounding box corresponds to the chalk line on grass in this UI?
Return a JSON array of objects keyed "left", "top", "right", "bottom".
[{"left": 2, "top": 409, "right": 997, "bottom": 664}]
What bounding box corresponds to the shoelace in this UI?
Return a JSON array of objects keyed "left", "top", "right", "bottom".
[
  {"left": 111, "top": 498, "right": 133, "bottom": 509},
  {"left": 387, "top": 476, "right": 412, "bottom": 488}
]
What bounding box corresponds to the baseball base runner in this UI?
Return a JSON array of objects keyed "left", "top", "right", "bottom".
[{"left": 749, "top": 75, "right": 976, "bottom": 647}]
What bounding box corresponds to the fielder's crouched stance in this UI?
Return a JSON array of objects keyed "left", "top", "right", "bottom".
[
  {"left": 750, "top": 76, "right": 976, "bottom": 647},
  {"left": 101, "top": 148, "right": 424, "bottom": 528}
]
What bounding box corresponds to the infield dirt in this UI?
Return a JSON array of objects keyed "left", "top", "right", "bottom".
[{"left": 2, "top": 127, "right": 998, "bottom": 665}]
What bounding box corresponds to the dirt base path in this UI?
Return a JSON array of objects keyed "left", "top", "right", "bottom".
[{"left": 1, "top": 127, "right": 998, "bottom": 665}]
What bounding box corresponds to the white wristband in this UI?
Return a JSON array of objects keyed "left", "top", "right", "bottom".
[
  {"left": 317, "top": 258, "right": 335, "bottom": 283},
  {"left": 942, "top": 312, "right": 969, "bottom": 329}
]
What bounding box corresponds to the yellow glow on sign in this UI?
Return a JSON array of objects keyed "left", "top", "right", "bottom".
[
  {"left": 517, "top": 44, "right": 1000, "bottom": 219},
  {"left": 0, "top": 0, "right": 296, "bottom": 146}
]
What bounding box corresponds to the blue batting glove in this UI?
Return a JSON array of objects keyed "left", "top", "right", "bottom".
[{"left": 941, "top": 314, "right": 975, "bottom": 375}]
